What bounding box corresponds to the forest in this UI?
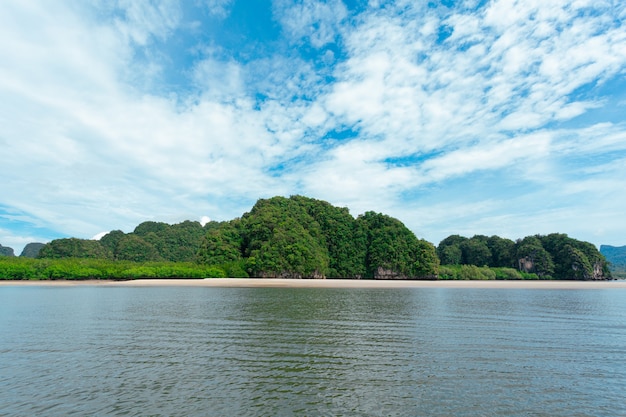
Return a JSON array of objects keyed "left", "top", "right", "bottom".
[{"left": 0, "top": 195, "right": 612, "bottom": 280}]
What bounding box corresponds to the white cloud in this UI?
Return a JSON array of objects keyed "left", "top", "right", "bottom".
[
  {"left": 1, "top": 0, "right": 626, "bottom": 252},
  {"left": 275, "top": 0, "right": 348, "bottom": 48},
  {"left": 200, "top": 0, "right": 234, "bottom": 18},
  {"left": 110, "top": 0, "right": 182, "bottom": 46}
]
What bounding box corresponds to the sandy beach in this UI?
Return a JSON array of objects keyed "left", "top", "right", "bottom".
[{"left": 1, "top": 278, "right": 626, "bottom": 289}]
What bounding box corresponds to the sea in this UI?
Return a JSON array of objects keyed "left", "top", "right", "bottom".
[{"left": 1, "top": 285, "right": 625, "bottom": 416}]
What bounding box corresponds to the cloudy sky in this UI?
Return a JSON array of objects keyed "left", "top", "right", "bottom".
[{"left": 1, "top": 0, "right": 625, "bottom": 254}]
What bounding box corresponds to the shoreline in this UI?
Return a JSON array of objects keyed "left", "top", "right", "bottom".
[{"left": 1, "top": 278, "right": 626, "bottom": 289}]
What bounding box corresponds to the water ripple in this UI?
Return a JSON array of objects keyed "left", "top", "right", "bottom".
[{"left": 1, "top": 287, "right": 626, "bottom": 416}]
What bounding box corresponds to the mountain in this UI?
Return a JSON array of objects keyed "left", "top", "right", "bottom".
[
  {"left": 0, "top": 244, "right": 15, "bottom": 257},
  {"left": 38, "top": 195, "right": 440, "bottom": 279},
  {"left": 20, "top": 242, "right": 46, "bottom": 258},
  {"left": 600, "top": 245, "right": 626, "bottom": 278},
  {"left": 33, "top": 195, "right": 610, "bottom": 280},
  {"left": 600, "top": 245, "right": 626, "bottom": 267}
]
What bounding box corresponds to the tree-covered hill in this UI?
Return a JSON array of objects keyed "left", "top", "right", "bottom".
[
  {"left": 32, "top": 195, "right": 610, "bottom": 280},
  {"left": 37, "top": 196, "right": 440, "bottom": 279},
  {"left": 200, "top": 196, "right": 439, "bottom": 279},
  {"left": 438, "top": 233, "right": 611, "bottom": 280}
]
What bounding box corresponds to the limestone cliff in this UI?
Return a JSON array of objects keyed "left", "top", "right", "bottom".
[{"left": 0, "top": 244, "right": 15, "bottom": 257}]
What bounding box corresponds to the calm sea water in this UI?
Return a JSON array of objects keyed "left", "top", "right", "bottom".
[{"left": 1, "top": 285, "right": 625, "bottom": 416}]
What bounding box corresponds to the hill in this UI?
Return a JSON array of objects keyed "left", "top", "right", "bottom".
[
  {"left": 38, "top": 196, "right": 439, "bottom": 279},
  {"left": 437, "top": 233, "right": 611, "bottom": 280},
  {"left": 0, "top": 244, "right": 15, "bottom": 257},
  {"left": 20, "top": 243, "right": 45, "bottom": 258},
  {"left": 600, "top": 245, "right": 626, "bottom": 278},
  {"left": 32, "top": 195, "right": 610, "bottom": 280}
]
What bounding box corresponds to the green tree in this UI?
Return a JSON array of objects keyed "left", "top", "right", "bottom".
[
  {"left": 38, "top": 238, "right": 112, "bottom": 259},
  {"left": 133, "top": 221, "right": 169, "bottom": 236},
  {"left": 515, "top": 236, "right": 554, "bottom": 278},
  {"left": 115, "top": 235, "right": 161, "bottom": 262},
  {"left": 460, "top": 237, "right": 492, "bottom": 266},
  {"left": 437, "top": 235, "right": 467, "bottom": 265},
  {"left": 196, "top": 221, "right": 243, "bottom": 265},
  {"left": 240, "top": 197, "right": 329, "bottom": 278},
  {"left": 357, "top": 211, "right": 438, "bottom": 278},
  {"left": 100, "top": 230, "right": 126, "bottom": 255},
  {"left": 540, "top": 233, "right": 609, "bottom": 280},
  {"left": 290, "top": 195, "right": 367, "bottom": 278},
  {"left": 487, "top": 235, "right": 516, "bottom": 267}
]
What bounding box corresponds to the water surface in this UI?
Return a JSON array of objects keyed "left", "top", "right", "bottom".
[{"left": 1, "top": 286, "right": 625, "bottom": 416}]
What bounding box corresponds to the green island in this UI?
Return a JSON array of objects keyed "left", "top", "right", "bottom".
[{"left": 0, "top": 195, "right": 614, "bottom": 281}]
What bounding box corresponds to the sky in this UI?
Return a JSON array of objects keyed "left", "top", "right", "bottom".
[{"left": 1, "top": 0, "right": 626, "bottom": 255}]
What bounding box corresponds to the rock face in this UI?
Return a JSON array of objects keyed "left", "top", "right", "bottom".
[
  {"left": 0, "top": 244, "right": 15, "bottom": 257},
  {"left": 374, "top": 267, "right": 408, "bottom": 280},
  {"left": 259, "top": 270, "right": 326, "bottom": 279},
  {"left": 20, "top": 242, "right": 45, "bottom": 258}
]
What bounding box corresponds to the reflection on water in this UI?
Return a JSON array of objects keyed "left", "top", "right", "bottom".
[{"left": 1, "top": 286, "right": 625, "bottom": 416}]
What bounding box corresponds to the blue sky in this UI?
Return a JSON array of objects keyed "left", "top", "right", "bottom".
[{"left": 1, "top": 0, "right": 626, "bottom": 255}]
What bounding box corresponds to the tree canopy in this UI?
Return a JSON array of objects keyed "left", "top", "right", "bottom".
[
  {"left": 437, "top": 233, "right": 610, "bottom": 280},
  {"left": 32, "top": 195, "right": 610, "bottom": 280}
]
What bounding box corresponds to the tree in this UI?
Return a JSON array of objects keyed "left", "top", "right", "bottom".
[
  {"left": 515, "top": 236, "right": 554, "bottom": 278},
  {"left": 487, "top": 236, "right": 516, "bottom": 267},
  {"left": 290, "top": 195, "right": 367, "bottom": 278},
  {"left": 133, "top": 221, "right": 169, "bottom": 236},
  {"left": 539, "top": 233, "right": 609, "bottom": 280},
  {"left": 239, "top": 197, "right": 329, "bottom": 278},
  {"left": 357, "top": 211, "right": 438, "bottom": 279},
  {"left": 460, "top": 237, "right": 492, "bottom": 266},
  {"left": 196, "top": 221, "right": 243, "bottom": 265},
  {"left": 437, "top": 235, "right": 467, "bottom": 265},
  {"left": 38, "top": 238, "right": 112, "bottom": 259},
  {"left": 115, "top": 235, "right": 161, "bottom": 262},
  {"left": 100, "top": 230, "right": 126, "bottom": 255}
]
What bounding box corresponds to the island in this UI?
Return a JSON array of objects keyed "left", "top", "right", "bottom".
[{"left": 0, "top": 195, "right": 613, "bottom": 281}]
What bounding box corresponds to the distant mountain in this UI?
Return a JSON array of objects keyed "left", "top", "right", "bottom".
[
  {"left": 600, "top": 245, "right": 626, "bottom": 269},
  {"left": 20, "top": 242, "right": 45, "bottom": 258},
  {"left": 0, "top": 244, "right": 15, "bottom": 257}
]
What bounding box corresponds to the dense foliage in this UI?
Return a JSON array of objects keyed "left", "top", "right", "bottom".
[
  {"left": 33, "top": 195, "right": 438, "bottom": 279},
  {"left": 437, "top": 233, "right": 610, "bottom": 280},
  {"left": 4, "top": 196, "right": 611, "bottom": 281},
  {"left": 40, "top": 221, "right": 209, "bottom": 263},
  {"left": 231, "top": 196, "right": 438, "bottom": 278},
  {"left": 0, "top": 257, "right": 226, "bottom": 280}
]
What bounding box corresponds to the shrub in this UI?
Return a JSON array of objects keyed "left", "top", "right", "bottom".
[{"left": 494, "top": 267, "right": 523, "bottom": 280}]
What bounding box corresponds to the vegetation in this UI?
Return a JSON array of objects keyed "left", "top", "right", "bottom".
[
  {"left": 0, "top": 257, "right": 226, "bottom": 280},
  {"left": 437, "top": 233, "right": 611, "bottom": 280},
  {"left": 28, "top": 195, "right": 438, "bottom": 280},
  {"left": 230, "top": 196, "right": 438, "bottom": 278},
  {"left": 0, "top": 196, "right": 613, "bottom": 281}
]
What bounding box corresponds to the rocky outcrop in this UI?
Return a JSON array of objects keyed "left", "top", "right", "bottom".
[
  {"left": 259, "top": 270, "right": 326, "bottom": 279},
  {"left": 0, "top": 244, "right": 15, "bottom": 257},
  {"left": 374, "top": 267, "right": 407, "bottom": 280},
  {"left": 20, "top": 242, "right": 45, "bottom": 258}
]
